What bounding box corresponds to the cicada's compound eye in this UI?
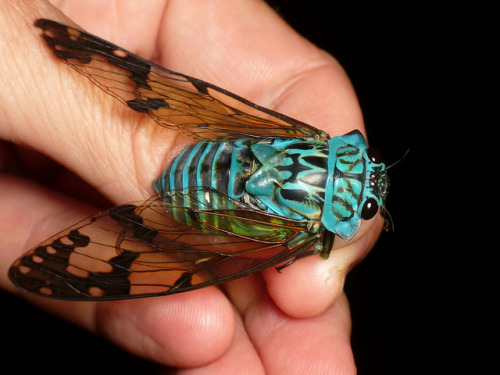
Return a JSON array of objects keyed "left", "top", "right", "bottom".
[
  {"left": 366, "top": 147, "right": 383, "bottom": 164},
  {"left": 361, "top": 197, "right": 379, "bottom": 220}
]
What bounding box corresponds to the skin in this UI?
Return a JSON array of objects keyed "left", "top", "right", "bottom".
[{"left": 0, "top": 0, "right": 384, "bottom": 373}]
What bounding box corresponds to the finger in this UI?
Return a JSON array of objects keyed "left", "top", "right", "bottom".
[
  {"left": 175, "top": 316, "right": 265, "bottom": 375},
  {"left": 49, "top": 0, "right": 167, "bottom": 56},
  {"left": 0, "top": 174, "right": 236, "bottom": 367},
  {"left": 263, "top": 216, "right": 385, "bottom": 318},
  {"left": 94, "top": 290, "right": 235, "bottom": 368},
  {"left": 225, "top": 217, "right": 384, "bottom": 318},
  {"left": 246, "top": 292, "right": 356, "bottom": 374}
]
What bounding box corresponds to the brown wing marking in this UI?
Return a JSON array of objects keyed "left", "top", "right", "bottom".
[
  {"left": 34, "top": 19, "right": 327, "bottom": 141},
  {"left": 8, "top": 197, "right": 316, "bottom": 300}
]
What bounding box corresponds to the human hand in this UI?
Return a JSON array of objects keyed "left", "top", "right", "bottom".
[{"left": 0, "top": 0, "right": 384, "bottom": 373}]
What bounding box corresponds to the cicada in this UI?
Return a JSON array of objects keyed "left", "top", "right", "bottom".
[{"left": 8, "top": 19, "right": 388, "bottom": 300}]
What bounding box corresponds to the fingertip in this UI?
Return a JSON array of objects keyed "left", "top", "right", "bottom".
[
  {"left": 264, "top": 220, "right": 384, "bottom": 319},
  {"left": 264, "top": 255, "right": 345, "bottom": 318}
]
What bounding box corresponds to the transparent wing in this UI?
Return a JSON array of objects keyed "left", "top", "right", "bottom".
[
  {"left": 8, "top": 192, "right": 317, "bottom": 300},
  {"left": 35, "top": 19, "right": 327, "bottom": 141}
]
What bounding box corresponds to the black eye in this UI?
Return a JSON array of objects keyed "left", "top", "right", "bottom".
[
  {"left": 361, "top": 198, "right": 379, "bottom": 220},
  {"left": 366, "top": 148, "right": 382, "bottom": 164}
]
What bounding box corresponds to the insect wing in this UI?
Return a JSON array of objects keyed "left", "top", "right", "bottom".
[
  {"left": 35, "top": 19, "right": 326, "bottom": 141},
  {"left": 8, "top": 195, "right": 313, "bottom": 300}
]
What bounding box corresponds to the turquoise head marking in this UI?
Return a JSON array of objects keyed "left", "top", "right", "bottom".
[{"left": 323, "top": 130, "right": 388, "bottom": 241}]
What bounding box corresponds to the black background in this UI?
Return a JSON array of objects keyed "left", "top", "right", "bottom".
[
  {"left": 4, "top": 2, "right": 496, "bottom": 374},
  {"left": 268, "top": 3, "right": 496, "bottom": 374}
]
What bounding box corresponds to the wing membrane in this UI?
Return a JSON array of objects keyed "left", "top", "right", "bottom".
[
  {"left": 9, "top": 195, "right": 315, "bottom": 300},
  {"left": 35, "top": 19, "right": 326, "bottom": 141}
]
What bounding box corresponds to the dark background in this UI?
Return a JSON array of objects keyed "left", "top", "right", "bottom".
[
  {"left": 269, "top": 3, "right": 496, "bottom": 374},
  {"left": 4, "top": 2, "right": 496, "bottom": 374}
]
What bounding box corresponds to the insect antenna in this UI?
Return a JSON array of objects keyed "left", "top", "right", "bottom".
[
  {"left": 379, "top": 148, "right": 409, "bottom": 235},
  {"left": 386, "top": 148, "right": 410, "bottom": 170}
]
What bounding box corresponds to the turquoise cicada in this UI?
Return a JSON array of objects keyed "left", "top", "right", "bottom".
[{"left": 8, "top": 19, "right": 388, "bottom": 300}]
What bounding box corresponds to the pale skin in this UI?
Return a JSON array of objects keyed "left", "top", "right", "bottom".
[{"left": 0, "top": 0, "right": 384, "bottom": 373}]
